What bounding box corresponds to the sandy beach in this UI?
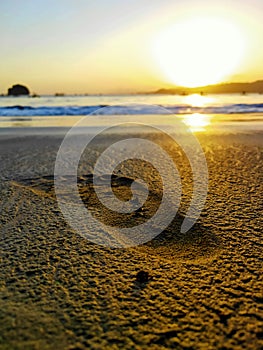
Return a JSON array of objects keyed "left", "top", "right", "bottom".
[
  {"left": 2, "top": 0, "right": 263, "bottom": 347},
  {"left": 0, "top": 130, "right": 262, "bottom": 349}
]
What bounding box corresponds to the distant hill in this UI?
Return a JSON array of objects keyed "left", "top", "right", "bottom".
[{"left": 153, "top": 80, "right": 263, "bottom": 95}]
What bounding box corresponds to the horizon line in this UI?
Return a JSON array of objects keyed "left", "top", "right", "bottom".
[{"left": 2, "top": 79, "right": 263, "bottom": 96}]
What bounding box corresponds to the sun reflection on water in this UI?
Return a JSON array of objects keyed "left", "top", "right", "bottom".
[
  {"left": 184, "top": 93, "right": 214, "bottom": 107},
  {"left": 183, "top": 113, "right": 211, "bottom": 132}
]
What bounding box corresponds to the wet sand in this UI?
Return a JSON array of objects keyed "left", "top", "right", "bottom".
[{"left": 0, "top": 131, "right": 262, "bottom": 349}]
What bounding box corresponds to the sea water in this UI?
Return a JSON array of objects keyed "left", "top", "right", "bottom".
[{"left": 0, "top": 94, "right": 263, "bottom": 133}]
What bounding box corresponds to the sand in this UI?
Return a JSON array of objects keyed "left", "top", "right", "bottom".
[{"left": 0, "top": 131, "right": 262, "bottom": 350}]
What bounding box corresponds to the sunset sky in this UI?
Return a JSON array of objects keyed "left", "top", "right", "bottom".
[{"left": 1, "top": 0, "right": 263, "bottom": 94}]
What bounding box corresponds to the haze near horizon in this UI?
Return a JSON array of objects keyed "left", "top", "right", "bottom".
[{"left": 1, "top": 0, "right": 263, "bottom": 94}]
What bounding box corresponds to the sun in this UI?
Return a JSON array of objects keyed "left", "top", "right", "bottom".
[{"left": 151, "top": 16, "right": 246, "bottom": 87}]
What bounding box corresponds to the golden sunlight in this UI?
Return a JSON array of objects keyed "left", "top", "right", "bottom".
[
  {"left": 184, "top": 94, "right": 214, "bottom": 107},
  {"left": 183, "top": 113, "right": 212, "bottom": 132},
  {"left": 151, "top": 16, "right": 246, "bottom": 87}
]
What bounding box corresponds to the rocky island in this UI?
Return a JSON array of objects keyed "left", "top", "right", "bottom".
[{"left": 7, "top": 84, "right": 30, "bottom": 96}]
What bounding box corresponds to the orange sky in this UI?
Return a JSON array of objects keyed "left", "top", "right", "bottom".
[{"left": 1, "top": 0, "right": 263, "bottom": 94}]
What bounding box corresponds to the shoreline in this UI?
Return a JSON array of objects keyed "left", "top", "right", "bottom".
[{"left": 0, "top": 112, "right": 263, "bottom": 136}]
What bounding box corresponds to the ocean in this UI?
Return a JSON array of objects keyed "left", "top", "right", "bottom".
[{"left": 0, "top": 93, "right": 263, "bottom": 133}]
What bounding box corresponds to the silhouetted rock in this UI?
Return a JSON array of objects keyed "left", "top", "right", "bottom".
[{"left": 8, "top": 84, "right": 30, "bottom": 96}]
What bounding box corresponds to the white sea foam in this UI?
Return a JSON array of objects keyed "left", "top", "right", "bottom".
[{"left": 1, "top": 103, "right": 263, "bottom": 116}]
